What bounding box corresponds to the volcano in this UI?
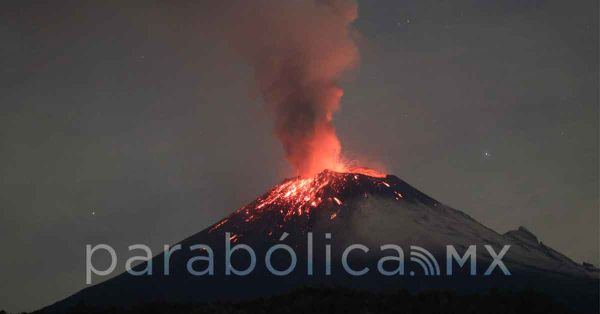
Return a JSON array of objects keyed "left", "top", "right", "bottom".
[{"left": 40, "top": 170, "right": 599, "bottom": 313}]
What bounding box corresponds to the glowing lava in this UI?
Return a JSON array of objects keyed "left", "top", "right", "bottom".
[
  {"left": 251, "top": 168, "right": 386, "bottom": 220},
  {"left": 346, "top": 166, "right": 386, "bottom": 178},
  {"left": 208, "top": 167, "right": 394, "bottom": 239}
]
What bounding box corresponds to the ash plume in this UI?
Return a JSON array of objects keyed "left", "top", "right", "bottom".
[{"left": 220, "top": 0, "right": 360, "bottom": 177}]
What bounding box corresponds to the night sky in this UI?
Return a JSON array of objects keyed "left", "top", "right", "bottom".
[{"left": 1, "top": 0, "right": 598, "bottom": 312}]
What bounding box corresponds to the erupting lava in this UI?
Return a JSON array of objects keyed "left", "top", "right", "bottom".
[
  {"left": 250, "top": 167, "right": 387, "bottom": 221},
  {"left": 214, "top": 0, "right": 390, "bottom": 236},
  {"left": 208, "top": 167, "right": 406, "bottom": 241}
]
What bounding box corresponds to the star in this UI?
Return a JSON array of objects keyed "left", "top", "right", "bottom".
[
  {"left": 483, "top": 151, "right": 491, "bottom": 158},
  {"left": 397, "top": 17, "right": 411, "bottom": 26}
]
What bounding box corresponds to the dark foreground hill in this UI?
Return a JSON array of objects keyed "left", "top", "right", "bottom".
[{"left": 35, "top": 287, "right": 576, "bottom": 314}]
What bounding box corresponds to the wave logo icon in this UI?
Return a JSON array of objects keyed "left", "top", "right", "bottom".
[{"left": 409, "top": 246, "right": 441, "bottom": 276}]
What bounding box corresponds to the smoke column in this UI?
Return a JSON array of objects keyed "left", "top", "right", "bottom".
[{"left": 221, "top": 0, "right": 359, "bottom": 177}]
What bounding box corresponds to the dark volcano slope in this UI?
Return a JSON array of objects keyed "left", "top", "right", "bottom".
[{"left": 38, "top": 171, "right": 599, "bottom": 313}]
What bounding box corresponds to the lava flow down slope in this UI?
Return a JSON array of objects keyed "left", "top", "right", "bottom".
[{"left": 41, "top": 169, "right": 599, "bottom": 313}]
